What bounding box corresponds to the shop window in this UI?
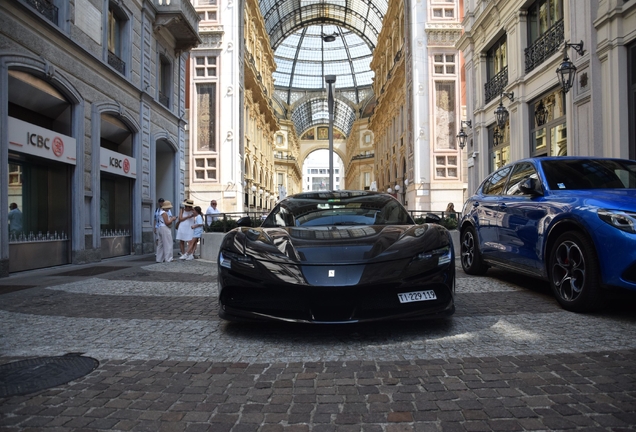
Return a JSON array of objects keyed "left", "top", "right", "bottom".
[
  {"left": 485, "top": 35, "right": 508, "bottom": 103},
  {"left": 435, "top": 155, "right": 458, "bottom": 178},
  {"left": 107, "top": 2, "right": 129, "bottom": 75},
  {"left": 531, "top": 90, "right": 567, "bottom": 157},
  {"left": 194, "top": 157, "right": 217, "bottom": 180},
  {"left": 489, "top": 123, "right": 510, "bottom": 172},
  {"left": 525, "top": 0, "right": 564, "bottom": 72},
  {"left": 158, "top": 55, "right": 172, "bottom": 108},
  {"left": 7, "top": 159, "right": 71, "bottom": 242}
]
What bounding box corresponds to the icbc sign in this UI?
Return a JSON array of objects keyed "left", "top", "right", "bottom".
[
  {"left": 109, "top": 157, "right": 131, "bottom": 174},
  {"left": 8, "top": 117, "right": 76, "bottom": 165},
  {"left": 101, "top": 147, "right": 136, "bottom": 179}
]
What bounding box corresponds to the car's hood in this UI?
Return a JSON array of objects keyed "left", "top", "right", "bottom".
[{"left": 224, "top": 224, "right": 450, "bottom": 265}]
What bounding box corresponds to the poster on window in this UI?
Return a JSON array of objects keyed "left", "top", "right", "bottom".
[{"left": 435, "top": 82, "right": 456, "bottom": 150}]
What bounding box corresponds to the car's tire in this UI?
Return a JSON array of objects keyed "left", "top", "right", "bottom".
[
  {"left": 460, "top": 226, "right": 488, "bottom": 275},
  {"left": 548, "top": 231, "right": 604, "bottom": 312}
]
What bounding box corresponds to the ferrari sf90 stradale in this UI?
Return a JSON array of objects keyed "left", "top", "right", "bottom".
[{"left": 217, "top": 190, "right": 455, "bottom": 323}]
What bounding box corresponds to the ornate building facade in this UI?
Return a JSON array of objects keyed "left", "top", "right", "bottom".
[
  {"left": 370, "top": 0, "right": 466, "bottom": 210},
  {"left": 1, "top": 0, "right": 199, "bottom": 275},
  {"left": 457, "top": 0, "right": 636, "bottom": 196}
]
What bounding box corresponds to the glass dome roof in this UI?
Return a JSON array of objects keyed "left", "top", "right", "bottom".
[
  {"left": 273, "top": 24, "right": 374, "bottom": 90},
  {"left": 258, "top": 0, "right": 388, "bottom": 137}
]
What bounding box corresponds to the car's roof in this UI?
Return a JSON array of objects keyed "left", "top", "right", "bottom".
[{"left": 285, "top": 190, "right": 386, "bottom": 200}]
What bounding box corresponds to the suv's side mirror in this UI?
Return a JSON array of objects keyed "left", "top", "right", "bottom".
[
  {"left": 519, "top": 178, "right": 543, "bottom": 196},
  {"left": 237, "top": 216, "right": 252, "bottom": 227}
]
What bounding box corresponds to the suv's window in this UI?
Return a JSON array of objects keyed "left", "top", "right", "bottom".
[
  {"left": 505, "top": 163, "right": 538, "bottom": 195},
  {"left": 482, "top": 166, "right": 512, "bottom": 195},
  {"left": 542, "top": 159, "right": 636, "bottom": 190}
]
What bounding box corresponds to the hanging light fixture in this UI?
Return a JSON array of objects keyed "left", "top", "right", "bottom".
[
  {"left": 534, "top": 100, "right": 548, "bottom": 127},
  {"left": 495, "top": 92, "right": 514, "bottom": 130},
  {"left": 456, "top": 120, "right": 472, "bottom": 150},
  {"left": 394, "top": 184, "right": 400, "bottom": 192},
  {"left": 387, "top": 187, "right": 393, "bottom": 194},
  {"left": 556, "top": 41, "right": 585, "bottom": 94}
]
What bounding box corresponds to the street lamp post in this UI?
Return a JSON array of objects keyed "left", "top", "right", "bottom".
[{"left": 325, "top": 75, "right": 336, "bottom": 190}]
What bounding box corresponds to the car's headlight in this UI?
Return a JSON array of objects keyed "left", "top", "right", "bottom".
[
  {"left": 598, "top": 209, "right": 636, "bottom": 234},
  {"left": 415, "top": 246, "right": 452, "bottom": 266},
  {"left": 219, "top": 250, "right": 254, "bottom": 269}
]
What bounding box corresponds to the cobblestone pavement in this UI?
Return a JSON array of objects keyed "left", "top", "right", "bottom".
[{"left": 1, "top": 254, "right": 635, "bottom": 431}]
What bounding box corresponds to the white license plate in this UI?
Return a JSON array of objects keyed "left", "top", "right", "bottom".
[{"left": 397, "top": 290, "right": 437, "bottom": 303}]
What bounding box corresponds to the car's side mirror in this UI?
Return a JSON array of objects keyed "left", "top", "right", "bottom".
[
  {"left": 237, "top": 216, "right": 252, "bottom": 227},
  {"left": 519, "top": 178, "right": 543, "bottom": 196}
]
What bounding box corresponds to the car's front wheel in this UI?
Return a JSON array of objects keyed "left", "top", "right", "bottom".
[
  {"left": 460, "top": 226, "right": 488, "bottom": 275},
  {"left": 548, "top": 231, "right": 604, "bottom": 312}
]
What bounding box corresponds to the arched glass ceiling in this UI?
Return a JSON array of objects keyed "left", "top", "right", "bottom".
[
  {"left": 273, "top": 24, "right": 374, "bottom": 90},
  {"left": 291, "top": 98, "right": 356, "bottom": 137},
  {"left": 258, "top": 0, "right": 388, "bottom": 50}
]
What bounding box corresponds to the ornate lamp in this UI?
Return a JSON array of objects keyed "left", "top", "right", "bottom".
[
  {"left": 456, "top": 120, "right": 472, "bottom": 150},
  {"left": 556, "top": 41, "right": 585, "bottom": 94},
  {"left": 495, "top": 92, "right": 514, "bottom": 129}
]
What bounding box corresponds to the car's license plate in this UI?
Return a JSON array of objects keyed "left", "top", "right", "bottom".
[{"left": 397, "top": 290, "right": 437, "bottom": 303}]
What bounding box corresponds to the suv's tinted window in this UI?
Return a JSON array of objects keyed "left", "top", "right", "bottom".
[
  {"left": 542, "top": 159, "right": 636, "bottom": 190},
  {"left": 505, "top": 163, "right": 538, "bottom": 195},
  {"left": 482, "top": 166, "right": 512, "bottom": 195}
]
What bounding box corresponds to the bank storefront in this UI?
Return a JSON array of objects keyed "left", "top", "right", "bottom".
[{"left": 7, "top": 117, "right": 75, "bottom": 272}]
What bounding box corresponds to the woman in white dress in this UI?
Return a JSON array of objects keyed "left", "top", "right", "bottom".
[{"left": 176, "top": 199, "right": 195, "bottom": 258}]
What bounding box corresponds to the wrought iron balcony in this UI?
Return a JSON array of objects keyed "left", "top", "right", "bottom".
[
  {"left": 485, "top": 67, "right": 508, "bottom": 104},
  {"left": 274, "top": 154, "right": 296, "bottom": 161},
  {"left": 154, "top": 0, "right": 201, "bottom": 52},
  {"left": 159, "top": 91, "right": 170, "bottom": 107},
  {"left": 351, "top": 153, "right": 374, "bottom": 160},
  {"left": 24, "top": 0, "right": 58, "bottom": 25},
  {"left": 108, "top": 51, "right": 126, "bottom": 75},
  {"left": 525, "top": 20, "right": 564, "bottom": 73}
]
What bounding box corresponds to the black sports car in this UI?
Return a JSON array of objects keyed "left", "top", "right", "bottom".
[{"left": 217, "top": 190, "right": 456, "bottom": 323}]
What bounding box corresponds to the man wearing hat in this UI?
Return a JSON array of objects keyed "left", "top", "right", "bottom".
[
  {"left": 176, "top": 198, "right": 195, "bottom": 258},
  {"left": 154, "top": 198, "right": 170, "bottom": 246},
  {"left": 156, "top": 200, "right": 178, "bottom": 262}
]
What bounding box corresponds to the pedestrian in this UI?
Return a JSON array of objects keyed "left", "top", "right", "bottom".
[
  {"left": 177, "top": 199, "right": 195, "bottom": 259},
  {"left": 184, "top": 206, "right": 204, "bottom": 260},
  {"left": 445, "top": 202, "right": 457, "bottom": 220},
  {"left": 156, "top": 200, "right": 177, "bottom": 262},
  {"left": 205, "top": 199, "right": 220, "bottom": 226},
  {"left": 8, "top": 202, "right": 23, "bottom": 235}
]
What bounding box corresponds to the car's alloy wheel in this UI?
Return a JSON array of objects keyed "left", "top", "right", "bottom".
[
  {"left": 460, "top": 226, "right": 488, "bottom": 275},
  {"left": 549, "top": 231, "right": 603, "bottom": 312}
]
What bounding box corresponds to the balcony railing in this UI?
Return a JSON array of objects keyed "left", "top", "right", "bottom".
[
  {"left": 274, "top": 154, "right": 296, "bottom": 161},
  {"left": 24, "top": 0, "right": 58, "bottom": 24},
  {"left": 351, "top": 153, "right": 374, "bottom": 160},
  {"left": 525, "top": 19, "right": 564, "bottom": 73},
  {"left": 159, "top": 91, "right": 170, "bottom": 107},
  {"left": 485, "top": 66, "right": 508, "bottom": 104},
  {"left": 108, "top": 51, "right": 126, "bottom": 75}
]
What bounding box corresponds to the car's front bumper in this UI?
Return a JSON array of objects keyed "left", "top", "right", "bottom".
[{"left": 218, "top": 261, "right": 455, "bottom": 323}]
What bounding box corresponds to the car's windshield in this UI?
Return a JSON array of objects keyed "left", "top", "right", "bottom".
[
  {"left": 541, "top": 159, "right": 636, "bottom": 190},
  {"left": 261, "top": 193, "right": 413, "bottom": 227}
]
